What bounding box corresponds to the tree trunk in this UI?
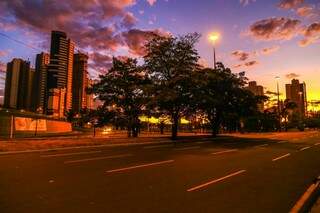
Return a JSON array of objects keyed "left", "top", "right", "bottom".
[
  {"left": 212, "top": 123, "right": 219, "bottom": 137},
  {"left": 131, "top": 117, "right": 139, "bottom": 138},
  {"left": 210, "top": 112, "right": 221, "bottom": 138},
  {"left": 160, "top": 122, "right": 164, "bottom": 134},
  {"left": 171, "top": 115, "right": 179, "bottom": 140}
]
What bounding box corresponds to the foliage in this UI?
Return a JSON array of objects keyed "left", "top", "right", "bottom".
[
  {"left": 89, "top": 57, "right": 149, "bottom": 137},
  {"left": 144, "top": 33, "right": 200, "bottom": 139},
  {"left": 194, "top": 63, "right": 266, "bottom": 136},
  {"left": 88, "top": 33, "right": 272, "bottom": 139}
]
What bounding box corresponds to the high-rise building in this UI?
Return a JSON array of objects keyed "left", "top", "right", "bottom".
[
  {"left": 86, "top": 79, "right": 95, "bottom": 110},
  {"left": 47, "top": 88, "right": 66, "bottom": 118},
  {"left": 286, "top": 79, "right": 307, "bottom": 116},
  {"left": 33, "top": 52, "right": 50, "bottom": 113},
  {"left": 246, "top": 81, "right": 264, "bottom": 112},
  {"left": 26, "top": 68, "right": 35, "bottom": 110},
  {"left": 47, "top": 31, "right": 74, "bottom": 116},
  {"left": 72, "top": 53, "right": 89, "bottom": 113},
  {"left": 4, "top": 58, "right": 33, "bottom": 110}
]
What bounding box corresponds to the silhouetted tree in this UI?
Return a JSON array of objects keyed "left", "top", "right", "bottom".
[
  {"left": 281, "top": 99, "right": 297, "bottom": 131},
  {"left": 194, "top": 63, "right": 265, "bottom": 136},
  {"left": 89, "top": 57, "right": 149, "bottom": 137},
  {"left": 144, "top": 33, "right": 200, "bottom": 140}
]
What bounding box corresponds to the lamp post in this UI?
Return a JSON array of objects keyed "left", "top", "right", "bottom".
[
  {"left": 275, "top": 76, "right": 281, "bottom": 132},
  {"left": 208, "top": 32, "right": 220, "bottom": 69},
  {"left": 298, "top": 91, "right": 304, "bottom": 130}
]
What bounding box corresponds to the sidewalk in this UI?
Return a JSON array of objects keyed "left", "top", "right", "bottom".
[
  {"left": 0, "top": 133, "right": 213, "bottom": 153},
  {"left": 0, "top": 131, "right": 318, "bottom": 154},
  {"left": 222, "top": 130, "right": 320, "bottom": 141}
]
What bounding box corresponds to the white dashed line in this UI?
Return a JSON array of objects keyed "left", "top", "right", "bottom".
[
  {"left": 299, "top": 146, "right": 311, "bottom": 151},
  {"left": 254, "top": 144, "right": 268, "bottom": 148},
  {"left": 187, "top": 170, "right": 246, "bottom": 192},
  {"left": 64, "top": 154, "right": 132, "bottom": 164},
  {"left": 106, "top": 160, "right": 174, "bottom": 173},
  {"left": 143, "top": 144, "right": 173, "bottom": 149},
  {"left": 211, "top": 149, "right": 238, "bottom": 155},
  {"left": 41, "top": 151, "right": 102, "bottom": 157},
  {"left": 174, "top": 146, "right": 200, "bottom": 151},
  {"left": 272, "top": 153, "right": 291, "bottom": 162}
]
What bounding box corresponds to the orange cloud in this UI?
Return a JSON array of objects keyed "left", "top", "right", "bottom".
[
  {"left": 296, "top": 6, "right": 314, "bottom": 17},
  {"left": 278, "top": 0, "right": 304, "bottom": 9},
  {"left": 122, "top": 28, "right": 170, "bottom": 56},
  {"left": 285, "top": 72, "right": 300, "bottom": 79},
  {"left": 299, "top": 22, "right": 320, "bottom": 46},
  {"left": 248, "top": 17, "right": 301, "bottom": 41},
  {"left": 231, "top": 50, "right": 250, "bottom": 61},
  {"left": 261, "top": 46, "right": 280, "bottom": 55}
]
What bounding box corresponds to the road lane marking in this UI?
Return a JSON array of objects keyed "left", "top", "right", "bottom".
[
  {"left": 314, "top": 143, "right": 320, "bottom": 146},
  {"left": 187, "top": 170, "right": 246, "bottom": 192},
  {"left": 64, "top": 154, "right": 132, "bottom": 164},
  {"left": 195, "top": 141, "right": 208, "bottom": 144},
  {"left": 211, "top": 149, "right": 238, "bottom": 155},
  {"left": 272, "top": 153, "right": 291, "bottom": 162},
  {"left": 41, "top": 151, "right": 102, "bottom": 158},
  {"left": 299, "top": 146, "right": 311, "bottom": 151},
  {"left": 254, "top": 144, "right": 268, "bottom": 148},
  {"left": 143, "top": 144, "right": 173, "bottom": 149},
  {"left": 106, "top": 160, "right": 174, "bottom": 173},
  {"left": 174, "top": 146, "right": 200, "bottom": 151},
  {"left": 277, "top": 141, "right": 287, "bottom": 144}
]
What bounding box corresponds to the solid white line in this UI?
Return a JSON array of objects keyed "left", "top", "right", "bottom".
[
  {"left": 174, "top": 146, "right": 200, "bottom": 151},
  {"left": 211, "top": 149, "right": 238, "bottom": 155},
  {"left": 278, "top": 141, "right": 287, "bottom": 144},
  {"left": 187, "top": 170, "right": 246, "bottom": 192},
  {"left": 106, "top": 160, "right": 174, "bottom": 173},
  {"left": 272, "top": 153, "right": 291, "bottom": 162},
  {"left": 143, "top": 144, "right": 173, "bottom": 149},
  {"left": 64, "top": 154, "right": 132, "bottom": 164},
  {"left": 299, "top": 146, "right": 311, "bottom": 151},
  {"left": 41, "top": 151, "right": 102, "bottom": 157},
  {"left": 314, "top": 143, "right": 320, "bottom": 146},
  {"left": 254, "top": 144, "right": 268, "bottom": 148}
]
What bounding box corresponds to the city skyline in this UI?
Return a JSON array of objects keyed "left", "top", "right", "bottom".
[
  {"left": 2, "top": 30, "right": 95, "bottom": 117},
  {"left": 0, "top": 0, "right": 320, "bottom": 104},
  {"left": 1, "top": 2, "right": 320, "bottom": 211}
]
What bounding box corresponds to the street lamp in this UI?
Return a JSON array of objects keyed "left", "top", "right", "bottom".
[
  {"left": 208, "top": 32, "right": 220, "bottom": 69},
  {"left": 275, "top": 76, "right": 281, "bottom": 132}
]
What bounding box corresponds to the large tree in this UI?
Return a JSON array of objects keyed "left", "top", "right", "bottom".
[
  {"left": 90, "top": 57, "right": 149, "bottom": 137},
  {"left": 195, "top": 63, "right": 264, "bottom": 136},
  {"left": 144, "top": 33, "right": 200, "bottom": 140}
]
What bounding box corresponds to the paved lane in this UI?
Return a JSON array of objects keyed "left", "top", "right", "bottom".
[{"left": 0, "top": 136, "right": 319, "bottom": 212}]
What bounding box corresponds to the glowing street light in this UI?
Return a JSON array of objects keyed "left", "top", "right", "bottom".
[
  {"left": 208, "top": 32, "right": 220, "bottom": 69},
  {"left": 209, "top": 32, "right": 220, "bottom": 44}
]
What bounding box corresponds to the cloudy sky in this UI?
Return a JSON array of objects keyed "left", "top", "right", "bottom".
[{"left": 0, "top": 0, "right": 320, "bottom": 104}]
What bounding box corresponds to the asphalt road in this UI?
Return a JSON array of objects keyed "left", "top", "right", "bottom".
[{"left": 1, "top": 135, "right": 320, "bottom": 213}]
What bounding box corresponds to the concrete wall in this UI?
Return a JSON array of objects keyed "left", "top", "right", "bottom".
[
  {"left": 47, "top": 120, "right": 72, "bottom": 133},
  {"left": 0, "top": 115, "right": 72, "bottom": 137}
]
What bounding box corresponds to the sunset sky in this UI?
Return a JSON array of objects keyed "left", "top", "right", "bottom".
[{"left": 0, "top": 0, "right": 319, "bottom": 104}]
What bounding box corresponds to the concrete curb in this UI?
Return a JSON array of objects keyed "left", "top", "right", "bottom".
[
  {"left": 0, "top": 137, "right": 216, "bottom": 156},
  {"left": 290, "top": 176, "right": 320, "bottom": 213}
]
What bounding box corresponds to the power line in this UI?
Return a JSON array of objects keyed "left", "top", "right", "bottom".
[{"left": 0, "top": 32, "right": 44, "bottom": 52}]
